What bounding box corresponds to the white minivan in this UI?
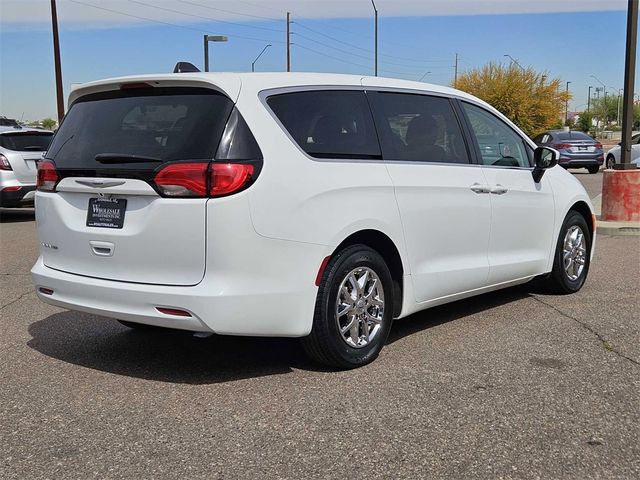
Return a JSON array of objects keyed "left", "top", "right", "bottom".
[{"left": 32, "top": 71, "right": 595, "bottom": 368}]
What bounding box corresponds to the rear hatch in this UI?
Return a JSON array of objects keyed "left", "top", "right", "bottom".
[
  {"left": 0, "top": 131, "right": 52, "bottom": 183},
  {"left": 37, "top": 85, "right": 235, "bottom": 286}
]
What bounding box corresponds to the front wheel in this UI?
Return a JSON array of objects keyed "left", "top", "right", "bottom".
[
  {"left": 606, "top": 155, "right": 616, "bottom": 169},
  {"left": 542, "top": 211, "right": 592, "bottom": 294},
  {"left": 587, "top": 165, "right": 600, "bottom": 174},
  {"left": 302, "top": 245, "right": 394, "bottom": 369}
]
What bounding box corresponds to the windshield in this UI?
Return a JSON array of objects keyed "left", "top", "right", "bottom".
[
  {"left": 0, "top": 132, "right": 53, "bottom": 152},
  {"left": 46, "top": 87, "right": 234, "bottom": 170}
]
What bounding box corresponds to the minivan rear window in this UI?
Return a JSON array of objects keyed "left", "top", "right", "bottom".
[
  {"left": 46, "top": 87, "right": 234, "bottom": 170},
  {"left": 267, "top": 90, "right": 381, "bottom": 159},
  {"left": 0, "top": 132, "right": 53, "bottom": 152}
]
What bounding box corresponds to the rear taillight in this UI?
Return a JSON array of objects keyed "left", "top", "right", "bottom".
[
  {"left": 553, "top": 143, "right": 572, "bottom": 150},
  {"left": 36, "top": 160, "right": 59, "bottom": 191},
  {"left": 210, "top": 163, "right": 254, "bottom": 197},
  {"left": 595, "top": 143, "right": 603, "bottom": 149},
  {"left": 153, "top": 162, "right": 256, "bottom": 198},
  {"left": 154, "top": 162, "right": 208, "bottom": 197},
  {"left": 0, "top": 154, "right": 11, "bottom": 170}
]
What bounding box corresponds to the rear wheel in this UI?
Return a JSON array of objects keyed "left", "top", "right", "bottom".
[
  {"left": 606, "top": 155, "right": 616, "bottom": 169},
  {"left": 542, "top": 211, "right": 592, "bottom": 294},
  {"left": 302, "top": 245, "right": 394, "bottom": 369},
  {"left": 587, "top": 165, "right": 600, "bottom": 174}
]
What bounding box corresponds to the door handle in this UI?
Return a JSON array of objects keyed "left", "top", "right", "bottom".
[
  {"left": 469, "top": 183, "right": 490, "bottom": 194},
  {"left": 490, "top": 184, "right": 508, "bottom": 195}
]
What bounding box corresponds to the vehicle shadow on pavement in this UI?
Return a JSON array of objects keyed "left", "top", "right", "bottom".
[
  {"left": 27, "top": 286, "right": 532, "bottom": 384},
  {"left": 0, "top": 208, "right": 35, "bottom": 223},
  {"left": 27, "top": 311, "right": 317, "bottom": 384},
  {"left": 387, "top": 286, "right": 530, "bottom": 344}
]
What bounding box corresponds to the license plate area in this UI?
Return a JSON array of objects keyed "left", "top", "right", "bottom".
[{"left": 86, "top": 197, "right": 127, "bottom": 229}]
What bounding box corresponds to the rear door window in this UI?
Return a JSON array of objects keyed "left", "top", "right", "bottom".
[
  {"left": 267, "top": 90, "right": 381, "bottom": 159},
  {"left": 371, "top": 92, "right": 470, "bottom": 163},
  {"left": 46, "top": 87, "right": 234, "bottom": 171},
  {"left": 0, "top": 132, "right": 53, "bottom": 151}
]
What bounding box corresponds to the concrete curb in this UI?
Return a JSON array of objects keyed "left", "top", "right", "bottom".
[
  {"left": 592, "top": 194, "right": 640, "bottom": 236},
  {"left": 596, "top": 221, "right": 640, "bottom": 236}
]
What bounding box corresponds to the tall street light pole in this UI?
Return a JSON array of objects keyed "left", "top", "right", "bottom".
[
  {"left": 204, "top": 35, "right": 228, "bottom": 72},
  {"left": 50, "top": 0, "right": 64, "bottom": 124},
  {"left": 503, "top": 54, "right": 525, "bottom": 71},
  {"left": 565, "top": 81, "right": 571, "bottom": 124},
  {"left": 587, "top": 86, "right": 593, "bottom": 112},
  {"left": 371, "top": 0, "right": 378, "bottom": 76},
  {"left": 251, "top": 44, "right": 272, "bottom": 72}
]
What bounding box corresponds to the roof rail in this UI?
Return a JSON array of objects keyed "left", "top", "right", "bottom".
[{"left": 173, "top": 62, "right": 200, "bottom": 73}]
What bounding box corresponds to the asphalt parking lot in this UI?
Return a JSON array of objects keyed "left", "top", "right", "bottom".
[{"left": 1, "top": 171, "right": 639, "bottom": 479}]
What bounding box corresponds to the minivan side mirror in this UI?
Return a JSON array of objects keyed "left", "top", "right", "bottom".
[{"left": 532, "top": 146, "right": 559, "bottom": 183}]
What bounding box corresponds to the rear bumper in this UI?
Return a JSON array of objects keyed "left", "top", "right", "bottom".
[
  {"left": 558, "top": 157, "right": 603, "bottom": 168},
  {"left": 0, "top": 185, "right": 36, "bottom": 207},
  {"left": 31, "top": 233, "right": 325, "bottom": 337}
]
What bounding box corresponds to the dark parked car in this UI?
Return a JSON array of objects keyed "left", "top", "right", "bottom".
[{"left": 532, "top": 130, "right": 603, "bottom": 174}]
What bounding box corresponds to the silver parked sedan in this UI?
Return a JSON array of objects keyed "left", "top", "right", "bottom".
[{"left": 0, "top": 125, "right": 53, "bottom": 207}]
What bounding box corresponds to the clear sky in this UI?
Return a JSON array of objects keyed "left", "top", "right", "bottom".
[{"left": 0, "top": 0, "right": 634, "bottom": 121}]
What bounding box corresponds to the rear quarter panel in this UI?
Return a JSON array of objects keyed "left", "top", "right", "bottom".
[{"left": 237, "top": 89, "right": 409, "bottom": 272}]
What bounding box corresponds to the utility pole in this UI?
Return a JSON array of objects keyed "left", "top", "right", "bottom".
[
  {"left": 371, "top": 0, "right": 378, "bottom": 76},
  {"left": 565, "top": 81, "right": 571, "bottom": 125},
  {"left": 204, "top": 35, "right": 209, "bottom": 72},
  {"left": 286, "top": 12, "right": 291, "bottom": 72},
  {"left": 50, "top": 0, "right": 64, "bottom": 124},
  {"left": 587, "top": 86, "right": 593, "bottom": 113},
  {"left": 454, "top": 53, "right": 458, "bottom": 88},
  {"left": 619, "top": 0, "right": 638, "bottom": 168}
]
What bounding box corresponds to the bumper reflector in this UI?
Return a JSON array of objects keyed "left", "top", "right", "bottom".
[
  {"left": 156, "top": 307, "right": 192, "bottom": 317},
  {"left": 39, "top": 287, "right": 54, "bottom": 295}
]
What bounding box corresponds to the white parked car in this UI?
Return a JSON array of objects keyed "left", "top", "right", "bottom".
[
  {"left": 32, "top": 71, "right": 595, "bottom": 368},
  {"left": 0, "top": 125, "right": 53, "bottom": 207},
  {"left": 605, "top": 133, "right": 640, "bottom": 169}
]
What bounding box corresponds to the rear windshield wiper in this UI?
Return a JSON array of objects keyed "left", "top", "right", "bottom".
[
  {"left": 95, "top": 153, "right": 162, "bottom": 164},
  {"left": 22, "top": 146, "right": 45, "bottom": 151}
]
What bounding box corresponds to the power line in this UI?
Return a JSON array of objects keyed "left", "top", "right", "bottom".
[
  {"left": 292, "top": 27, "right": 452, "bottom": 72},
  {"left": 293, "top": 19, "right": 451, "bottom": 66},
  {"left": 293, "top": 42, "right": 419, "bottom": 77},
  {"left": 69, "top": 0, "right": 284, "bottom": 44},
  {"left": 292, "top": 31, "right": 373, "bottom": 62},
  {"left": 292, "top": 43, "right": 372, "bottom": 72},
  {"left": 128, "top": 0, "right": 284, "bottom": 33}
]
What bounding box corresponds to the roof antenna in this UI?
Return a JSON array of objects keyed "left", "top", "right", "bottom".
[{"left": 173, "top": 62, "right": 200, "bottom": 73}]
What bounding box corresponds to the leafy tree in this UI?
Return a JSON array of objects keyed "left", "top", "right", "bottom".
[
  {"left": 589, "top": 95, "right": 620, "bottom": 125},
  {"left": 576, "top": 112, "right": 593, "bottom": 133},
  {"left": 454, "top": 62, "right": 570, "bottom": 137},
  {"left": 40, "top": 118, "right": 57, "bottom": 130}
]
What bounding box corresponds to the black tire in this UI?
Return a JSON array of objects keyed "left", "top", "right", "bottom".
[
  {"left": 301, "top": 245, "right": 394, "bottom": 369},
  {"left": 606, "top": 155, "right": 616, "bottom": 169},
  {"left": 543, "top": 211, "right": 592, "bottom": 294},
  {"left": 587, "top": 165, "right": 600, "bottom": 174},
  {"left": 117, "top": 320, "right": 164, "bottom": 330}
]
